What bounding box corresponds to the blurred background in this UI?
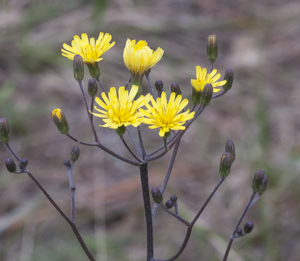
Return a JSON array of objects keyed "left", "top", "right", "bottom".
[{"left": 1, "top": 0, "right": 300, "bottom": 260}]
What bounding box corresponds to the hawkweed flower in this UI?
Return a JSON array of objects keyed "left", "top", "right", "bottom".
[
  {"left": 140, "top": 92, "right": 195, "bottom": 138},
  {"left": 51, "top": 108, "right": 69, "bottom": 135},
  {"left": 91, "top": 85, "right": 150, "bottom": 133},
  {"left": 61, "top": 33, "right": 115, "bottom": 79},
  {"left": 123, "top": 39, "right": 164, "bottom": 97},
  {"left": 191, "top": 66, "right": 226, "bottom": 93}
]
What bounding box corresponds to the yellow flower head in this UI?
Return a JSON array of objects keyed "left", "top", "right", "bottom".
[
  {"left": 91, "top": 85, "right": 150, "bottom": 129},
  {"left": 139, "top": 92, "right": 195, "bottom": 137},
  {"left": 191, "top": 66, "right": 226, "bottom": 92},
  {"left": 123, "top": 39, "right": 164, "bottom": 78},
  {"left": 61, "top": 32, "right": 115, "bottom": 64}
]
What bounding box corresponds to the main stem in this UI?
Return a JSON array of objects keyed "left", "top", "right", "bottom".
[{"left": 139, "top": 163, "right": 154, "bottom": 261}]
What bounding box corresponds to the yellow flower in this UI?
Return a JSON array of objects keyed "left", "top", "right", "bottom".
[
  {"left": 191, "top": 66, "right": 226, "bottom": 92},
  {"left": 123, "top": 39, "right": 164, "bottom": 78},
  {"left": 91, "top": 85, "right": 150, "bottom": 129},
  {"left": 61, "top": 32, "right": 115, "bottom": 64},
  {"left": 139, "top": 92, "right": 195, "bottom": 137}
]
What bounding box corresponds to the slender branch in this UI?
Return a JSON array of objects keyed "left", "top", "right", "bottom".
[
  {"left": 154, "top": 177, "right": 225, "bottom": 261},
  {"left": 223, "top": 191, "right": 257, "bottom": 261},
  {"left": 160, "top": 204, "right": 190, "bottom": 226},
  {"left": 146, "top": 74, "right": 156, "bottom": 99},
  {"left": 126, "top": 127, "right": 142, "bottom": 157},
  {"left": 120, "top": 136, "right": 142, "bottom": 162},
  {"left": 96, "top": 78, "right": 108, "bottom": 94},
  {"left": 5, "top": 143, "right": 21, "bottom": 162},
  {"left": 67, "top": 162, "right": 76, "bottom": 223},
  {"left": 140, "top": 163, "right": 154, "bottom": 261},
  {"left": 66, "top": 134, "right": 141, "bottom": 166},
  {"left": 138, "top": 126, "right": 147, "bottom": 158},
  {"left": 152, "top": 139, "right": 181, "bottom": 217},
  {"left": 25, "top": 170, "right": 95, "bottom": 261}
]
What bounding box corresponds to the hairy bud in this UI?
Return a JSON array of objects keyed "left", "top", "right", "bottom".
[
  {"left": 151, "top": 187, "right": 163, "bottom": 204},
  {"left": 155, "top": 80, "right": 163, "bottom": 92},
  {"left": 252, "top": 170, "right": 268, "bottom": 195},
  {"left": 219, "top": 152, "right": 232, "bottom": 178},
  {"left": 223, "top": 69, "right": 234, "bottom": 91},
  {"left": 171, "top": 82, "right": 181, "bottom": 96},
  {"left": 5, "top": 158, "right": 17, "bottom": 173},
  {"left": 225, "top": 140, "right": 235, "bottom": 163},
  {"left": 19, "top": 158, "right": 28, "bottom": 168},
  {"left": 244, "top": 221, "right": 254, "bottom": 234},
  {"left": 165, "top": 200, "right": 174, "bottom": 209},
  {"left": 170, "top": 195, "right": 177, "bottom": 202},
  {"left": 207, "top": 35, "right": 218, "bottom": 63},
  {"left": 71, "top": 147, "right": 80, "bottom": 162},
  {"left": 88, "top": 79, "right": 98, "bottom": 97},
  {"left": 200, "top": 83, "right": 213, "bottom": 106},
  {"left": 51, "top": 109, "right": 69, "bottom": 135},
  {"left": 73, "top": 54, "right": 84, "bottom": 81},
  {"left": 0, "top": 118, "right": 10, "bottom": 143}
]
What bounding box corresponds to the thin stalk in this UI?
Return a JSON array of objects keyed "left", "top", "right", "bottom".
[
  {"left": 120, "top": 136, "right": 142, "bottom": 162},
  {"left": 160, "top": 204, "right": 190, "bottom": 226},
  {"left": 223, "top": 191, "right": 257, "bottom": 261},
  {"left": 138, "top": 126, "right": 147, "bottom": 158},
  {"left": 67, "top": 162, "right": 76, "bottom": 223},
  {"left": 212, "top": 90, "right": 227, "bottom": 99},
  {"left": 5, "top": 143, "right": 21, "bottom": 162},
  {"left": 126, "top": 127, "right": 142, "bottom": 157},
  {"left": 152, "top": 139, "right": 181, "bottom": 217},
  {"left": 26, "top": 170, "right": 95, "bottom": 261},
  {"left": 139, "top": 163, "right": 154, "bottom": 261},
  {"left": 146, "top": 74, "right": 156, "bottom": 99},
  {"left": 96, "top": 78, "right": 108, "bottom": 94}
]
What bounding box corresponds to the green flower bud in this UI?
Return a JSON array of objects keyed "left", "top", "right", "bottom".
[
  {"left": 207, "top": 35, "right": 218, "bottom": 63},
  {"left": 87, "top": 62, "right": 100, "bottom": 79},
  {"left": 165, "top": 200, "right": 174, "bottom": 209},
  {"left": 115, "top": 125, "right": 126, "bottom": 136},
  {"left": 155, "top": 80, "right": 163, "bottom": 92},
  {"left": 170, "top": 195, "right": 177, "bottom": 202},
  {"left": 71, "top": 147, "right": 80, "bottom": 162},
  {"left": 5, "top": 158, "right": 17, "bottom": 173},
  {"left": 151, "top": 187, "right": 163, "bottom": 204},
  {"left": 19, "top": 158, "right": 28, "bottom": 168},
  {"left": 244, "top": 221, "right": 254, "bottom": 234},
  {"left": 171, "top": 82, "right": 181, "bottom": 96},
  {"left": 0, "top": 118, "right": 10, "bottom": 143},
  {"left": 223, "top": 69, "right": 234, "bottom": 91},
  {"left": 200, "top": 83, "right": 213, "bottom": 106},
  {"left": 225, "top": 139, "right": 235, "bottom": 163},
  {"left": 219, "top": 152, "right": 232, "bottom": 178},
  {"left": 192, "top": 87, "right": 201, "bottom": 106},
  {"left": 88, "top": 79, "right": 98, "bottom": 97},
  {"left": 252, "top": 170, "right": 268, "bottom": 195},
  {"left": 73, "top": 54, "right": 84, "bottom": 81},
  {"left": 51, "top": 108, "right": 69, "bottom": 135}
]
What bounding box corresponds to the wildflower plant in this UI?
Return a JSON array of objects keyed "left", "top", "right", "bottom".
[{"left": 1, "top": 33, "right": 268, "bottom": 261}]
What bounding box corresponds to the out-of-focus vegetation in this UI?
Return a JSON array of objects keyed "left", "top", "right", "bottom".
[{"left": 1, "top": 0, "right": 300, "bottom": 260}]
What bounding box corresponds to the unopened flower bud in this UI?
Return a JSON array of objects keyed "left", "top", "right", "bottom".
[
  {"left": 20, "top": 158, "right": 28, "bottom": 168},
  {"left": 155, "top": 80, "right": 163, "bottom": 92},
  {"left": 244, "top": 221, "right": 254, "bottom": 234},
  {"left": 225, "top": 140, "right": 235, "bottom": 163},
  {"left": 223, "top": 69, "right": 234, "bottom": 91},
  {"left": 165, "top": 200, "right": 174, "bottom": 209},
  {"left": 51, "top": 109, "right": 69, "bottom": 135},
  {"left": 170, "top": 195, "right": 177, "bottom": 202},
  {"left": 207, "top": 35, "right": 218, "bottom": 63},
  {"left": 87, "top": 63, "right": 100, "bottom": 79},
  {"left": 71, "top": 147, "right": 80, "bottom": 162},
  {"left": 73, "top": 55, "right": 84, "bottom": 81},
  {"left": 200, "top": 83, "right": 213, "bottom": 106},
  {"left": 219, "top": 152, "right": 232, "bottom": 178},
  {"left": 64, "top": 160, "right": 71, "bottom": 168},
  {"left": 236, "top": 227, "right": 243, "bottom": 236},
  {"left": 88, "top": 79, "right": 98, "bottom": 97},
  {"left": 171, "top": 82, "right": 181, "bottom": 96},
  {"left": 5, "top": 158, "right": 17, "bottom": 173},
  {"left": 252, "top": 170, "right": 268, "bottom": 195},
  {"left": 151, "top": 187, "right": 163, "bottom": 204},
  {"left": 192, "top": 87, "right": 201, "bottom": 105},
  {"left": 0, "top": 118, "right": 10, "bottom": 143},
  {"left": 115, "top": 125, "right": 126, "bottom": 136}
]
